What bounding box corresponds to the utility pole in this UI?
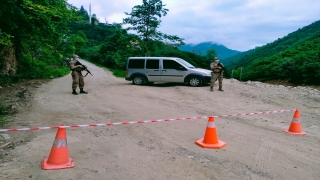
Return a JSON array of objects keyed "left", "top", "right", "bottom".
[{"left": 89, "top": 3, "right": 92, "bottom": 25}]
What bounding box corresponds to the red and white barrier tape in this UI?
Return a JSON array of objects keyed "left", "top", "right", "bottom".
[{"left": 0, "top": 109, "right": 295, "bottom": 132}]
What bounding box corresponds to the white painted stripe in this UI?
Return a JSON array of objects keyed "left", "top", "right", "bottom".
[
  {"left": 52, "top": 138, "right": 67, "bottom": 148},
  {"left": 292, "top": 118, "right": 300, "bottom": 123},
  {"left": 38, "top": 127, "right": 51, "bottom": 130},
  {"left": 16, "top": 128, "right": 30, "bottom": 131},
  {"left": 207, "top": 122, "right": 216, "bottom": 128}
]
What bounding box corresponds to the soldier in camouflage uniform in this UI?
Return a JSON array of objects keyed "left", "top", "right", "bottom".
[
  {"left": 210, "top": 57, "right": 224, "bottom": 92},
  {"left": 69, "top": 54, "right": 88, "bottom": 95}
]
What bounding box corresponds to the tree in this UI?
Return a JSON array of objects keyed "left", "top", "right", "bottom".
[
  {"left": 99, "top": 30, "right": 142, "bottom": 69},
  {"left": 203, "top": 49, "right": 217, "bottom": 66},
  {"left": 0, "top": 30, "right": 13, "bottom": 46},
  {"left": 205, "top": 49, "right": 217, "bottom": 63},
  {"left": 91, "top": 14, "right": 99, "bottom": 25},
  {"left": 123, "top": 0, "right": 184, "bottom": 56},
  {"left": 79, "top": 5, "right": 87, "bottom": 14},
  {"left": 78, "top": 5, "right": 89, "bottom": 23},
  {"left": 0, "top": 0, "right": 78, "bottom": 79}
]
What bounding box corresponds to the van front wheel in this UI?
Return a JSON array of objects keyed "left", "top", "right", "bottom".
[
  {"left": 189, "top": 77, "right": 202, "bottom": 87},
  {"left": 132, "top": 75, "right": 145, "bottom": 85}
]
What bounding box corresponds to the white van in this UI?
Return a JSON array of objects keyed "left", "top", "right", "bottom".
[{"left": 125, "top": 57, "right": 212, "bottom": 86}]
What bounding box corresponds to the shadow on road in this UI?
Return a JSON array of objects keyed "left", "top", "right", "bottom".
[{"left": 122, "top": 82, "right": 210, "bottom": 87}]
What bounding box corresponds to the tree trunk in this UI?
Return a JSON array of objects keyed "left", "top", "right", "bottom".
[{"left": 0, "top": 45, "right": 17, "bottom": 76}]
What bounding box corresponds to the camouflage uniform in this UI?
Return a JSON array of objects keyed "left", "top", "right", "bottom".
[
  {"left": 210, "top": 61, "right": 223, "bottom": 91},
  {"left": 69, "top": 60, "right": 85, "bottom": 90}
]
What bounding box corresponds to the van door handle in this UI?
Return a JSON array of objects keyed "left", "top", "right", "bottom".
[
  {"left": 162, "top": 70, "right": 166, "bottom": 72},
  {"left": 154, "top": 70, "right": 159, "bottom": 71}
]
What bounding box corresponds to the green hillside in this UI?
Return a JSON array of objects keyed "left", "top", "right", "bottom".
[
  {"left": 228, "top": 20, "right": 320, "bottom": 69},
  {"left": 227, "top": 20, "right": 320, "bottom": 85},
  {"left": 222, "top": 49, "right": 256, "bottom": 67}
]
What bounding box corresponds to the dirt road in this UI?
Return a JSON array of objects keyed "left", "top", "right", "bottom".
[{"left": 0, "top": 60, "right": 320, "bottom": 180}]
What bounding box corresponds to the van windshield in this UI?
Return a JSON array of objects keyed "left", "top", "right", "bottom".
[{"left": 177, "top": 58, "right": 195, "bottom": 69}]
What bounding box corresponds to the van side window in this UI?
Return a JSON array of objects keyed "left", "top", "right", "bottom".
[
  {"left": 146, "top": 59, "right": 159, "bottom": 69},
  {"left": 128, "top": 59, "right": 145, "bottom": 68},
  {"left": 163, "top": 60, "right": 181, "bottom": 69}
]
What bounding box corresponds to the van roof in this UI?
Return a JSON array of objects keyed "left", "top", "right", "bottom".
[{"left": 128, "top": 57, "right": 180, "bottom": 59}]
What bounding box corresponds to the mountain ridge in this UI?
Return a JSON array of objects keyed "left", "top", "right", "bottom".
[{"left": 178, "top": 41, "right": 242, "bottom": 60}]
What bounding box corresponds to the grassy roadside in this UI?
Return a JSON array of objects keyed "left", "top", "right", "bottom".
[
  {"left": 0, "top": 100, "right": 11, "bottom": 127},
  {"left": 107, "top": 69, "right": 126, "bottom": 78},
  {"left": 83, "top": 59, "right": 126, "bottom": 78}
]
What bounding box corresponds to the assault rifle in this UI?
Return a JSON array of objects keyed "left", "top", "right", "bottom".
[
  {"left": 217, "top": 63, "right": 229, "bottom": 76},
  {"left": 75, "top": 61, "right": 93, "bottom": 77}
]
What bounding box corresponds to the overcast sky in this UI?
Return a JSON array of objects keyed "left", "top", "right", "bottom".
[{"left": 67, "top": 0, "right": 320, "bottom": 51}]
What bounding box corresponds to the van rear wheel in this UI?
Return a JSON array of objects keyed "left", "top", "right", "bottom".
[
  {"left": 132, "top": 75, "right": 145, "bottom": 85},
  {"left": 189, "top": 77, "right": 202, "bottom": 87}
]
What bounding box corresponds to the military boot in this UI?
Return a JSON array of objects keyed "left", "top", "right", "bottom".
[
  {"left": 219, "top": 83, "right": 224, "bottom": 92},
  {"left": 210, "top": 86, "right": 213, "bottom": 92},
  {"left": 72, "top": 89, "right": 78, "bottom": 95},
  {"left": 80, "top": 88, "right": 88, "bottom": 94}
]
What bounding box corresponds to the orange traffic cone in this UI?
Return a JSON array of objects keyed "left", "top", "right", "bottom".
[
  {"left": 196, "top": 116, "right": 226, "bottom": 149},
  {"left": 283, "top": 109, "right": 306, "bottom": 135},
  {"left": 42, "top": 126, "right": 75, "bottom": 170}
]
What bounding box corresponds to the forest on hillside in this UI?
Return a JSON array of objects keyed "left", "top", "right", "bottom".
[
  {"left": 226, "top": 20, "right": 320, "bottom": 85},
  {"left": 0, "top": 0, "right": 319, "bottom": 86}
]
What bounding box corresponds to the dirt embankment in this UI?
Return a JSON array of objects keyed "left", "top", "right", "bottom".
[{"left": 0, "top": 60, "right": 320, "bottom": 180}]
